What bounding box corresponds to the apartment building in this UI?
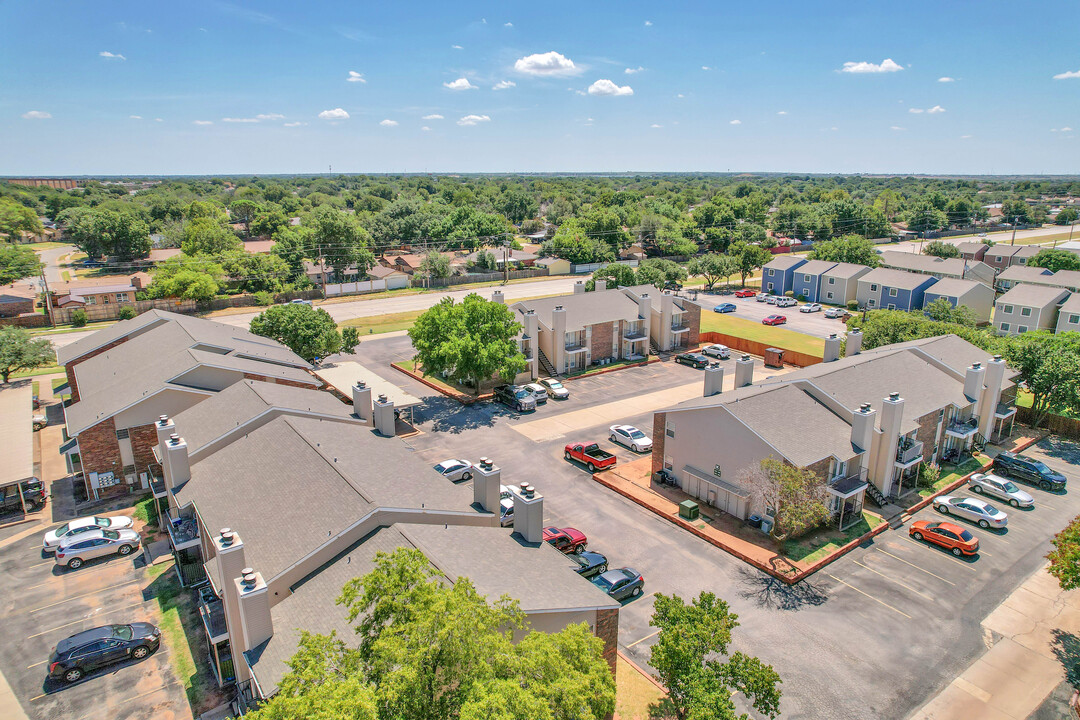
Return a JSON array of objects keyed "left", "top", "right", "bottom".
[
  {"left": 877, "top": 250, "right": 995, "bottom": 286},
  {"left": 1055, "top": 293, "right": 1080, "bottom": 334},
  {"left": 956, "top": 242, "right": 989, "bottom": 262},
  {"left": 760, "top": 255, "right": 807, "bottom": 296},
  {"left": 856, "top": 268, "right": 939, "bottom": 311},
  {"left": 818, "top": 262, "right": 873, "bottom": 306},
  {"left": 996, "top": 265, "right": 1054, "bottom": 291},
  {"left": 993, "top": 284, "right": 1070, "bottom": 336},
  {"left": 788, "top": 260, "right": 837, "bottom": 303},
  {"left": 620, "top": 284, "right": 703, "bottom": 352},
  {"left": 921, "top": 278, "right": 996, "bottom": 323},
  {"left": 981, "top": 244, "right": 1040, "bottom": 274}
]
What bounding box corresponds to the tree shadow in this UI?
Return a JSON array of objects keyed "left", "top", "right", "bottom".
[
  {"left": 735, "top": 566, "right": 829, "bottom": 611},
  {"left": 1051, "top": 628, "right": 1080, "bottom": 685},
  {"left": 417, "top": 396, "right": 499, "bottom": 434},
  {"left": 648, "top": 695, "right": 678, "bottom": 719},
  {"left": 1036, "top": 437, "right": 1080, "bottom": 467}
]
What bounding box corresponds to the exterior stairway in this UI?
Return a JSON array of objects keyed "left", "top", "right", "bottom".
[
  {"left": 864, "top": 482, "right": 888, "bottom": 508},
  {"left": 537, "top": 348, "right": 558, "bottom": 377}
]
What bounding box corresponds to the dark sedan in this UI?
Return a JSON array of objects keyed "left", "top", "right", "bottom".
[
  {"left": 713, "top": 303, "right": 737, "bottom": 313},
  {"left": 48, "top": 623, "right": 161, "bottom": 683},
  {"left": 675, "top": 352, "right": 709, "bottom": 369},
  {"left": 592, "top": 567, "right": 644, "bottom": 600},
  {"left": 569, "top": 550, "right": 608, "bottom": 578}
]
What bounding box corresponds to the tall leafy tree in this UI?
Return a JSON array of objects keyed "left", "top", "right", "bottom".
[
  {"left": 688, "top": 253, "right": 738, "bottom": 289},
  {"left": 923, "top": 240, "right": 960, "bottom": 259},
  {"left": 637, "top": 258, "right": 688, "bottom": 288},
  {"left": 806, "top": 234, "right": 881, "bottom": 267},
  {"left": 739, "top": 458, "right": 829, "bottom": 544},
  {"left": 0, "top": 328, "right": 55, "bottom": 383},
  {"left": 1005, "top": 331, "right": 1080, "bottom": 425},
  {"left": 586, "top": 262, "right": 637, "bottom": 291},
  {"left": 272, "top": 226, "right": 315, "bottom": 276},
  {"left": 727, "top": 242, "right": 771, "bottom": 287},
  {"left": 307, "top": 206, "right": 375, "bottom": 277},
  {"left": 1030, "top": 248, "right": 1080, "bottom": 272},
  {"left": 846, "top": 308, "right": 1002, "bottom": 354},
  {"left": 1054, "top": 208, "right": 1078, "bottom": 226},
  {"left": 922, "top": 297, "right": 977, "bottom": 327},
  {"left": 1048, "top": 515, "right": 1080, "bottom": 591},
  {"left": 66, "top": 208, "right": 152, "bottom": 261},
  {"left": 249, "top": 303, "right": 346, "bottom": 362},
  {"left": 0, "top": 198, "right": 43, "bottom": 239},
  {"left": 0, "top": 244, "right": 44, "bottom": 284},
  {"left": 229, "top": 199, "right": 261, "bottom": 233},
  {"left": 181, "top": 217, "right": 242, "bottom": 256}
]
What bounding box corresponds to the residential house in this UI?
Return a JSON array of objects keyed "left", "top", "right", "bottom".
[
  {"left": 620, "top": 284, "right": 704, "bottom": 352},
  {"left": 535, "top": 256, "right": 572, "bottom": 275},
  {"left": 994, "top": 284, "right": 1069, "bottom": 336},
  {"left": 996, "top": 265, "right": 1054, "bottom": 291},
  {"left": 819, "top": 262, "right": 873, "bottom": 306},
  {"left": 0, "top": 283, "right": 37, "bottom": 318},
  {"left": 921, "top": 278, "right": 996, "bottom": 323},
  {"left": 304, "top": 261, "right": 360, "bottom": 286},
  {"left": 51, "top": 277, "right": 147, "bottom": 309},
  {"left": 877, "top": 250, "right": 995, "bottom": 287},
  {"left": 367, "top": 264, "right": 410, "bottom": 285},
  {"left": 760, "top": 255, "right": 807, "bottom": 296},
  {"left": 789, "top": 260, "right": 838, "bottom": 302},
  {"left": 155, "top": 381, "right": 619, "bottom": 700},
  {"left": 464, "top": 248, "right": 539, "bottom": 269},
  {"left": 240, "top": 239, "right": 276, "bottom": 255},
  {"left": 1055, "top": 293, "right": 1080, "bottom": 334},
  {"left": 856, "top": 268, "right": 938, "bottom": 311},
  {"left": 148, "top": 248, "right": 183, "bottom": 263},
  {"left": 652, "top": 336, "right": 1016, "bottom": 523},
  {"left": 57, "top": 311, "right": 316, "bottom": 499},
  {"left": 1033, "top": 270, "right": 1080, "bottom": 293},
  {"left": 981, "top": 245, "right": 1041, "bottom": 274},
  {"left": 956, "top": 242, "right": 989, "bottom": 262}
]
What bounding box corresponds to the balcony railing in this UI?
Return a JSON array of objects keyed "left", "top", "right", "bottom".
[
  {"left": 166, "top": 508, "right": 200, "bottom": 551},
  {"left": 896, "top": 439, "right": 924, "bottom": 465},
  {"left": 198, "top": 589, "right": 229, "bottom": 643},
  {"left": 623, "top": 330, "right": 648, "bottom": 341},
  {"left": 670, "top": 323, "right": 690, "bottom": 333},
  {"left": 946, "top": 417, "right": 979, "bottom": 438}
]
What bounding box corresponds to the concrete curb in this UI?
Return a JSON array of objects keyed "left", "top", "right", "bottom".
[
  {"left": 560, "top": 357, "right": 661, "bottom": 383},
  {"left": 390, "top": 362, "right": 492, "bottom": 405}
]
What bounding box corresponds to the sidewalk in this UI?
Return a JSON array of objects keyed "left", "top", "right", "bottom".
[{"left": 909, "top": 563, "right": 1080, "bottom": 720}]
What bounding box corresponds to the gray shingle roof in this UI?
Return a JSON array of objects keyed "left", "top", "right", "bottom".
[
  {"left": 790, "top": 260, "right": 838, "bottom": 276},
  {"left": 996, "top": 265, "right": 1053, "bottom": 284},
  {"left": 821, "top": 262, "right": 872, "bottom": 279},
  {"left": 762, "top": 255, "right": 807, "bottom": 271},
  {"left": 620, "top": 285, "right": 693, "bottom": 312},
  {"left": 1057, "top": 293, "right": 1080, "bottom": 314},
  {"left": 956, "top": 242, "right": 989, "bottom": 255},
  {"left": 511, "top": 288, "right": 645, "bottom": 332},
  {"left": 995, "top": 283, "right": 1070, "bottom": 309},
  {"left": 878, "top": 251, "right": 972, "bottom": 276},
  {"left": 921, "top": 277, "right": 983, "bottom": 298},
  {"left": 858, "top": 267, "right": 939, "bottom": 291}
]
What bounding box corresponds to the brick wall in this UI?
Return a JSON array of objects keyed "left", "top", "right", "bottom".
[
  {"left": 595, "top": 608, "right": 619, "bottom": 675},
  {"left": 590, "top": 321, "right": 614, "bottom": 362},
  {"left": 129, "top": 422, "right": 161, "bottom": 476},
  {"left": 684, "top": 302, "right": 702, "bottom": 347},
  {"left": 914, "top": 411, "right": 941, "bottom": 462},
  {"left": 651, "top": 412, "right": 667, "bottom": 474},
  {"left": 0, "top": 299, "right": 33, "bottom": 318},
  {"left": 241, "top": 372, "right": 320, "bottom": 389},
  {"left": 804, "top": 456, "right": 833, "bottom": 482},
  {"left": 77, "top": 417, "right": 125, "bottom": 498}
]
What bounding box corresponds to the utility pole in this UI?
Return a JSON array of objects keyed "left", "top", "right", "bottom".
[
  {"left": 503, "top": 235, "right": 510, "bottom": 284},
  {"left": 317, "top": 244, "right": 327, "bottom": 299},
  {"left": 39, "top": 269, "right": 54, "bottom": 327}
]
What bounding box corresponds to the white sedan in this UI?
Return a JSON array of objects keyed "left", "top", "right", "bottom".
[
  {"left": 433, "top": 459, "right": 474, "bottom": 482},
  {"left": 609, "top": 425, "right": 652, "bottom": 453},
  {"left": 934, "top": 495, "right": 1008, "bottom": 529},
  {"left": 701, "top": 344, "right": 731, "bottom": 360},
  {"left": 800, "top": 303, "right": 822, "bottom": 313},
  {"left": 43, "top": 515, "right": 134, "bottom": 552}
]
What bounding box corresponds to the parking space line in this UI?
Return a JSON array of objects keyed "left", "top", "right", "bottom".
[
  {"left": 851, "top": 559, "right": 935, "bottom": 601},
  {"left": 26, "top": 600, "right": 150, "bottom": 640},
  {"left": 823, "top": 572, "right": 912, "bottom": 619},
  {"left": 27, "top": 578, "right": 141, "bottom": 614},
  {"left": 25, "top": 561, "right": 136, "bottom": 589},
  {"left": 1039, "top": 502, "right": 1057, "bottom": 511},
  {"left": 899, "top": 538, "right": 979, "bottom": 571},
  {"left": 875, "top": 550, "right": 956, "bottom": 585},
  {"left": 27, "top": 659, "right": 48, "bottom": 669},
  {"left": 626, "top": 629, "right": 660, "bottom": 648}
]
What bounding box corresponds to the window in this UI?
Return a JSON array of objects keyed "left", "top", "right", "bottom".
[
  {"left": 713, "top": 465, "right": 722, "bottom": 478},
  {"left": 803, "top": 274, "right": 812, "bottom": 282},
  {"left": 115, "top": 428, "right": 129, "bottom": 440},
  {"left": 1070, "top": 314, "right": 1079, "bottom": 325},
  {"left": 995, "top": 256, "right": 1002, "bottom": 263},
  {"left": 867, "top": 299, "right": 876, "bottom": 306},
  {"left": 887, "top": 304, "right": 896, "bottom": 310},
  {"left": 768, "top": 268, "right": 775, "bottom": 276},
  {"left": 1020, "top": 307, "right": 1032, "bottom": 317},
  {"left": 870, "top": 284, "right": 878, "bottom": 292},
  {"left": 826, "top": 291, "right": 834, "bottom": 300},
  {"left": 102, "top": 295, "right": 111, "bottom": 304},
  {"left": 85, "top": 296, "right": 96, "bottom": 305},
  {"left": 665, "top": 426, "right": 675, "bottom": 438},
  {"left": 888, "top": 288, "right": 898, "bottom": 297},
  {"left": 116, "top": 293, "right": 128, "bottom": 303},
  {"left": 1003, "top": 304, "right": 1014, "bottom": 314},
  {"left": 1018, "top": 325, "right": 1029, "bottom": 333},
  {"left": 1000, "top": 322, "right": 1010, "bottom": 332},
  {"left": 828, "top": 277, "right": 835, "bottom": 284},
  {"left": 766, "top": 282, "right": 774, "bottom": 291}
]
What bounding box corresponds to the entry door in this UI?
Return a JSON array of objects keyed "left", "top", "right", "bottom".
[{"left": 707, "top": 488, "right": 717, "bottom": 507}]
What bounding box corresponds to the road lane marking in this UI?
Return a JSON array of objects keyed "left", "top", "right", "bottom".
[
  {"left": 899, "top": 538, "right": 979, "bottom": 571},
  {"left": 27, "top": 659, "right": 48, "bottom": 669},
  {"left": 875, "top": 550, "right": 956, "bottom": 585},
  {"left": 626, "top": 629, "right": 660, "bottom": 648},
  {"left": 824, "top": 573, "right": 912, "bottom": 619},
  {"left": 851, "top": 559, "right": 935, "bottom": 601},
  {"left": 26, "top": 600, "right": 150, "bottom": 640},
  {"left": 27, "top": 578, "right": 141, "bottom": 613}
]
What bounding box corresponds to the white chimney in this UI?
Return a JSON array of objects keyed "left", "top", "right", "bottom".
[
  {"left": 703, "top": 362, "right": 724, "bottom": 397},
  {"left": 214, "top": 529, "right": 248, "bottom": 678},
  {"left": 352, "top": 381, "right": 373, "bottom": 424},
  {"left": 824, "top": 333, "right": 842, "bottom": 363},
  {"left": 155, "top": 415, "right": 175, "bottom": 481},
  {"left": 637, "top": 293, "right": 651, "bottom": 322},
  {"left": 963, "top": 362, "right": 986, "bottom": 404},
  {"left": 165, "top": 434, "right": 190, "bottom": 489},
  {"left": 734, "top": 354, "right": 754, "bottom": 388},
  {"left": 523, "top": 311, "right": 539, "bottom": 379},
  {"left": 877, "top": 392, "right": 905, "bottom": 497},
  {"left": 978, "top": 355, "right": 1007, "bottom": 437},
  {"left": 846, "top": 330, "right": 863, "bottom": 356},
  {"left": 552, "top": 305, "right": 567, "bottom": 374},
  {"left": 492, "top": 290, "right": 505, "bottom": 304},
  {"left": 511, "top": 482, "right": 544, "bottom": 544},
  {"left": 574, "top": 281, "right": 585, "bottom": 295},
  {"left": 850, "top": 402, "right": 876, "bottom": 475},
  {"left": 472, "top": 457, "right": 501, "bottom": 515},
  {"left": 235, "top": 569, "right": 273, "bottom": 655},
  {"left": 660, "top": 293, "right": 675, "bottom": 351},
  {"left": 373, "top": 394, "right": 395, "bottom": 436},
  {"left": 595, "top": 279, "right": 607, "bottom": 292}
]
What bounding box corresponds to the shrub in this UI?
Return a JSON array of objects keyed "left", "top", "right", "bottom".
[
  {"left": 253, "top": 291, "right": 274, "bottom": 306},
  {"left": 847, "top": 300, "right": 859, "bottom": 311},
  {"left": 117, "top": 306, "right": 137, "bottom": 320},
  {"left": 796, "top": 293, "right": 808, "bottom": 302},
  {"left": 70, "top": 309, "right": 87, "bottom": 327},
  {"left": 918, "top": 462, "right": 941, "bottom": 489},
  {"left": 784, "top": 290, "right": 795, "bottom": 298}
]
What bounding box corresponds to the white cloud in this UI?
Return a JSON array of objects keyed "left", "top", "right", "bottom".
[
  {"left": 677, "top": 93, "right": 685, "bottom": 98},
  {"left": 729, "top": 119, "right": 741, "bottom": 125},
  {"left": 318, "top": 108, "right": 350, "bottom": 120},
  {"left": 284, "top": 122, "right": 306, "bottom": 127},
  {"left": 650, "top": 123, "right": 662, "bottom": 128},
  {"left": 514, "top": 51, "right": 580, "bottom": 77},
  {"left": 154, "top": 117, "right": 163, "bottom": 122},
  {"left": 644, "top": 20, "right": 653, "bottom": 26},
  {"left": 129, "top": 115, "right": 142, "bottom": 120},
  {"left": 422, "top": 114, "right": 444, "bottom": 120},
  {"left": 193, "top": 120, "right": 213, "bottom": 125},
  {"left": 926, "top": 105, "right": 946, "bottom": 114},
  {"left": 222, "top": 117, "right": 259, "bottom": 123},
  {"left": 492, "top": 80, "right": 516, "bottom": 90},
  {"left": 421, "top": 126, "right": 431, "bottom": 131},
  {"left": 21, "top": 110, "right": 51, "bottom": 119},
  {"left": 256, "top": 113, "right": 284, "bottom": 120},
  {"left": 701, "top": 65, "right": 711, "bottom": 71},
  {"left": 457, "top": 114, "right": 491, "bottom": 126},
  {"left": 99, "top": 51, "right": 126, "bottom": 60},
  {"left": 840, "top": 58, "right": 903, "bottom": 74},
  {"left": 830, "top": 126, "right": 838, "bottom": 131},
  {"left": 451, "top": 44, "right": 463, "bottom": 50},
  {"left": 908, "top": 108, "right": 924, "bottom": 114},
  {"left": 379, "top": 119, "right": 398, "bottom": 127},
  {"left": 625, "top": 66, "right": 645, "bottom": 74},
  {"left": 1053, "top": 69, "right": 1080, "bottom": 80},
  {"left": 960, "top": 134, "right": 973, "bottom": 139},
  {"left": 890, "top": 126, "right": 905, "bottom": 131},
  {"left": 938, "top": 76, "right": 955, "bottom": 83},
  {"left": 777, "top": 110, "right": 788, "bottom": 115},
  {"left": 1051, "top": 127, "right": 1074, "bottom": 133},
  {"left": 504, "top": 22, "right": 513, "bottom": 27},
  {"left": 444, "top": 77, "right": 478, "bottom": 90},
  {"left": 347, "top": 70, "right": 366, "bottom": 83},
  {"left": 587, "top": 79, "right": 633, "bottom": 96}
]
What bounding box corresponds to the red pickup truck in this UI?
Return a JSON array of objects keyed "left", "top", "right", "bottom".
[{"left": 564, "top": 442, "right": 617, "bottom": 472}]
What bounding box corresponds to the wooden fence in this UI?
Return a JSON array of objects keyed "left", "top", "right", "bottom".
[
  {"left": 697, "top": 331, "right": 823, "bottom": 368},
  {"left": 50, "top": 298, "right": 197, "bottom": 324},
  {"left": 1017, "top": 406, "right": 1080, "bottom": 441},
  {"left": 424, "top": 267, "right": 549, "bottom": 288}
]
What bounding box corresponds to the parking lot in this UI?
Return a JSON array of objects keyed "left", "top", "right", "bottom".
[
  {"left": 693, "top": 291, "right": 845, "bottom": 339},
  {"left": 0, "top": 516, "right": 189, "bottom": 720},
  {"left": 353, "top": 334, "right": 1080, "bottom": 720}
]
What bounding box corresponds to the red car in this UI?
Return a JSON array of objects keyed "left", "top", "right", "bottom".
[
  {"left": 909, "top": 520, "right": 979, "bottom": 557},
  {"left": 734, "top": 289, "right": 757, "bottom": 298},
  {"left": 543, "top": 526, "right": 588, "bottom": 554},
  {"left": 762, "top": 314, "right": 787, "bottom": 326}
]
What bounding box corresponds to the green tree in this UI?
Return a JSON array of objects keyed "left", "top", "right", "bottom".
[
  {"left": 473, "top": 250, "right": 497, "bottom": 272},
  {"left": 688, "top": 253, "right": 738, "bottom": 289},
  {"left": 649, "top": 591, "right": 781, "bottom": 720},
  {"left": 637, "top": 258, "right": 688, "bottom": 288},
  {"left": 0, "top": 198, "right": 43, "bottom": 240},
  {"left": 585, "top": 262, "right": 637, "bottom": 291},
  {"left": 229, "top": 199, "right": 260, "bottom": 233},
  {"left": 408, "top": 294, "right": 526, "bottom": 391},
  {"left": 308, "top": 206, "right": 375, "bottom": 277},
  {"left": 1030, "top": 248, "right": 1080, "bottom": 272},
  {"left": 1005, "top": 332, "right": 1080, "bottom": 425},
  {"left": 1048, "top": 515, "right": 1080, "bottom": 591},
  {"left": 341, "top": 326, "right": 360, "bottom": 354},
  {"left": 220, "top": 251, "right": 292, "bottom": 293},
  {"left": 181, "top": 218, "right": 242, "bottom": 256},
  {"left": 1054, "top": 208, "right": 1079, "bottom": 226},
  {"left": 542, "top": 222, "right": 615, "bottom": 264},
  {"left": 905, "top": 201, "right": 948, "bottom": 234},
  {"left": 498, "top": 188, "right": 538, "bottom": 224},
  {"left": 0, "top": 327, "right": 55, "bottom": 383},
  {"left": 728, "top": 242, "right": 771, "bottom": 287},
  {"left": 117, "top": 306, "right": 137, "bottom": 320},
  {"left": 873, "top": 189, "right": 904, "bottom": 220},
  {"left": 149, "top": 255, "right": 225, "bottom": 303},
  {"left": 419, "top": 251, "right": 452, "bottom": 282},
  {"left": 739, "top": 457, "right": 829, "bottom": 544},
  {"left": 0, "top": 244, "right": 44, "bottom": 284},
  {"left": 272, "top": 227, "right": 315, "bottom": 276},
  {"left": 807, "top": 234, "right": 881, "bottom": 267},
  {"left": 251, "top": 205, "right": 290, "bottom": 237},
  {"left": 923, "top": 241, "right": 960, "bottom": 259},
  {"left": 249, "top": 303, "right": 345, "bottom": 362},
  {"left": 66, "top": 208, "right": 152, "bottom": 261},
  {"left": 70, "top": 309, "right": 88, "bottom": 327},
  {"left": 846, "top": 309, "right": 1003, "bottom": 354},
  {"left": 922, "top": 297, "right": 977, "bottom": 327}
]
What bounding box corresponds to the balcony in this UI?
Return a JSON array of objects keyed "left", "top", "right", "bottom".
[
  {"left": 895, "top": 438, "right": 924, "bottom": 467},
  {"left": 623, "top": 330, "right": 648, "bottom": 341},
  {"left": 946, "top": 417, "right": 979, "bottom": 439},
  {"left": 565, "top": 344, "right": 588, "bottom": 353},
  {"left": 198, "top": 588, "right": 229, "bottom": 643},
  {"left": 166, "top": 508, "right": 200, "bottom": 552},
  {"left": 670, "top": 323, "right": 690, "bottom": 333}
]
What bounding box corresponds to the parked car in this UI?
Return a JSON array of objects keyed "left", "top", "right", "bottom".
[
  {"left": 934, "top": 496, "right": 1008, "bottom": 529},
  {"left": 701, "top": 344, "right": 730, "bottom": 360},
  {"left": 432, "top": 459, "right": 473, "bottom": 482},
  {"left": 735, "top": 289, "right": 757, "bottom": 298},
  {"left": 992, "top": 451, "right": 1067, "bottom": 491},
  {"left": 824, "top": 307, "right": 851, "bottom": 320},
  {"left": 800, "top": 303, "right": 823, "bottom": 313},
  {"left": 538, "top": 378, "right": 569, "bottom": 400},
  {"left": 54, "top": 528, "right": 142, "bottom": 569},
  {"left": 675, "top": 352, "right": 709, "bottom": 369},
  {"left": 968, "top": 473, "right": 1034, "bottom": 508},
  {"left": 33, "top": 414, "right": 48, "bottom": 430},
  {"left": 592, "top": 568, "right": 644, "bottom": 600},
  {"left": 909, "top": 520, "right": 979, "bottom": 556},
  {"left": 564, "top": 442, "right": 617, "bottom": 472},
  {"left": 0, "top": 479, "right": 47, "bottom": 514},
  {"left": 609, "top": 425, "right": 652, "bottom": 453},
  {"left": 762, "top": 315, "right": 787, "bottom": 326},
  {"left": 80, "top": 258, "right": 105, "bottom": 268},
  {"left": 713, "top": 303, "right": 737, "bottom": 313},
  {"left": 543, "top": 526, "right": 588, "bottom": 554},
  {"left": 48, "top": 623, "right": 161, "bottom": 683},
  {"left": 499, "top": 497, "right": 514, "bottom": 527},
  {"left": 43, "top": 515, "right": 135, "bottom": 552},
  {"left": 522, "top": 383, "right": 548, "bottom": 405},
  {"left": 289, "top": 298, "right": 313, "bottom": 306},
  {"left": 32, "top": 394, "right": 41, "bottom": 409},
  {"left": 775, "top": 297, "right": 798, "bottom": 308},
  {"left": 493, "top": 384, "right": 536, "bottom": 412},
  {"left": 764, "top": 295, "right": 780, "bottom": 305},
  {"left": 755, "top": 293, "right": 769, "bottom": 302},
  {"left": 569, "top": 550, "right": 608, "bottom": 578}
]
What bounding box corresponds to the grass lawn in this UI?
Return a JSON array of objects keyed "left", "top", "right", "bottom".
[
  {"left": 394, "top": 359, "right": 485, "bottom": 396},
  {"left": 30, "top": 241, "right": 74, "bottom": 250},
  {"left": 784, "top": 512, "right": 886, "bottom": 565},
  {"left": 1015, "top": 388, "right": 1079, "bottom": 419},
  {"left": 32, "top": 321, "right": 118, "bottom": 336},
  {"left": 698, "top": 312, "right": 825, "bottom": 356},
  {"left": 616, "top": 656, "right": 668, "bottom": 720},
  {"left": 32, "top": 380, "right": 39, "bottom": 396},
  {"left": 133, "top": 494, "right": 160, "bottom": 531},
  {"left": 60, "top": 270, "right": 71, "bottom": 282},
  {"left": 11, "top": 365, "right": 64, "bottom": 379},
  {"left": 51, "top": 377, "right": 69, "bottom": 394},
  {"left": 917, "top": 454, "right": 989, "bottom": 497},
  {"left": 150, "top": 571, "right": 217, "bottom": 711},
  {"left": 340, "top": 309, "right": 424, "bottom": 335}
]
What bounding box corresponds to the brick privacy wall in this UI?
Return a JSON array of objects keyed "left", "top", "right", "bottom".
[
  {"left": 914, "top": 411, "right": 941, "bottom": 463},
  {"left": 651, "top": 412, "right": 667, "bottom": 474},
  {"left": 77, "top": 416, "right": 126, "bottom": 498},
  {"left": 595, "top": 608, "right": 619, "bottom": 675},
  {"left": 65, "top": 335, "right": 132, "bottom": 402},
  {"left": 684, "top": 302, "right": 701, "bottom": 347},
  {"left": 0, "top": 313, "right": 50, "bottom": 328},
  {"left": 590, "top": 321, "right": 614, "bottom": 362},
  {"left": 129, "top": 422, "right": 161, "bottom": 476},
  {"left": 241, "top": 372, "right": 321, "bottom": 389},
  {"left": 0, "top": 299, "right": 34, "bottom": 318},
  {"left": 804, "top": 456, "right": 832, "bottom": 482}
]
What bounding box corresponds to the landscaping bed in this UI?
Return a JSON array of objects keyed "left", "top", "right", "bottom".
[{"left": 392, "top": 360, "right": 494, "bottom": 404}]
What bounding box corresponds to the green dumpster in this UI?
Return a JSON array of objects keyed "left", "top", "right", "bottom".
[{"left": 679, "top": 500, "right": 699, "bottom": 521}]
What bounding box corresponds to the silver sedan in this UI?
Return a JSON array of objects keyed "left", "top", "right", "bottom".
[
  {"left": 54, "top": 528, "right": 142, "bottom": 569},
  {"left": 433, "top": 459, "right": 474, "bottom": 482},
  {"left": 934, "top": 495, "right": 1008, "bottom": 529},
  {"left": 968, "top": 473, "right": 1034, "bottom": 508}
]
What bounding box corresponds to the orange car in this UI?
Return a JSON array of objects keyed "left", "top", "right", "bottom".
[{"left": 909, "top": 520, "right": 979, "bottom": 557}]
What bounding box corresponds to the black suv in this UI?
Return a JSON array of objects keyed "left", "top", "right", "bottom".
[
  {"left": 493, "top": 385, "right": 536, "bottom": 412},
  {"left": 49, "top": 623, "right": 161, "bottom": 683},
  {"left": 0, "top": 479, "right": 47, "bottom": 514},
  {"left": 992, "top": 452, "right": 1067, "bottom": 491}
]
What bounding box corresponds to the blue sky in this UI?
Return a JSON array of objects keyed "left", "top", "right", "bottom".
[{"left": 2, "top": 1, "right": 1078, "bottom": 175}]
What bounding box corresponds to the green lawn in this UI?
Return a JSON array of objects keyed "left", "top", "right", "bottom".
[
  {"left": 11, "top": 365, "right": 64, "bottom": 379},
  {"left": 784, "top": 513, "right": 885, "bottom": 564},
  {"left": 698, "top": 312, "right": 825, "bottom": 356},
  {"left": 150, "top": 571, "right": 216, "bottom": 710},
  {"left": 616, "top": 656, "right": 667, "bottom": 720},
  {"left": 32, "top": 321, "right": 118, "bottom": 336},
  {"left": 1015, "top": 388, "right": 1079, "bottom": 419},
  {"left": 32, "top": 380, "right": 39, "bottom": 396},
  {"left": 340, "top": 310, "right": 424, "bottom": 335},
  {"left": 30, "top": 241, "right": 74, "bottom": 250},
  {"left": 133, "top": 494, "right": 160, "bottom": 531},
  {"left": 918, "top": 454, "right": 989, "bottom": 497}
]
